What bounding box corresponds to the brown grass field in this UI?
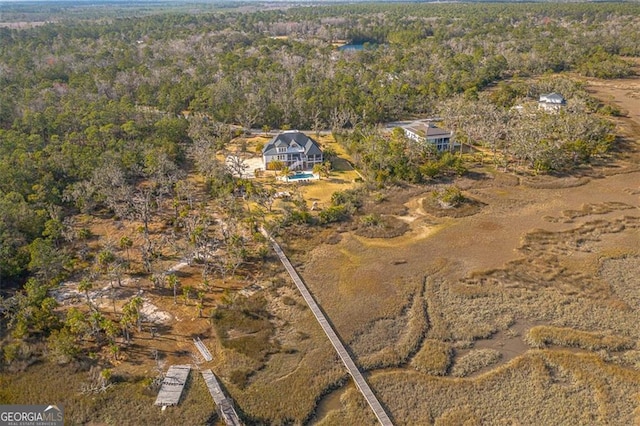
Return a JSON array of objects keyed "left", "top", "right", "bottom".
[
  {"left": 2, "top": 75, "right": 640, "bottom": 425},
  {"left": 302, "top": 74, "right": 640, "bottom": 425}
]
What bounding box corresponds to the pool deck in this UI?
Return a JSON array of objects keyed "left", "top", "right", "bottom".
[{"left": 280, "top": 171, "right": 319, "bottom": 182}]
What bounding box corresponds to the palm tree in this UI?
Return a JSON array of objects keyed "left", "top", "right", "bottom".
[
  {"left": 121, "top": 295, "right": 143, "bottom": 342},
  {"left": 119, "top": 236, "right": 133, "bottom": 266},
  {"left": 269, "top": 160, "right": 284, "bottom": 178},
  {"left": 167, "top": 274, "right": 179, "bottom": 305},
  {"left": 130, "top": 296, "right": 143, "bottom": 333},
  {"left": 282, "top": 166, "right": 291, "bottom": 181},
  {"left": 312, "top": 163, "right": 324, "bottom": 179},
  {"left": 78, "top": 277, "right": 94, "bottom": 311}
]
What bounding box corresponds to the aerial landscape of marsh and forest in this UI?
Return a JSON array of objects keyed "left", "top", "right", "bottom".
[{"left": 0, "top": 1, "right": 639, "bottom": 424}]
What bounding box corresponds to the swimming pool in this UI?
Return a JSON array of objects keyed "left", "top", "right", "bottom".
[{"left": 286, "top": 172, "right": 316, "bottom": 181}]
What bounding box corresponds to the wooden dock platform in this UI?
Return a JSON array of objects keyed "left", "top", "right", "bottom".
[
  {"left": 154, "top": 365, "right": 191, "bottom": 406},
  {"left": 260, "top": 227, "right": 394, "bottom": 426},
  {"left": 202, "top": 369, "right": 242, "bottom": 426}
]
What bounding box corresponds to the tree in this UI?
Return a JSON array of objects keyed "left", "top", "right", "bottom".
[
  {"left": 65, "top": 307, "right": 90, "bottom": 339},
  {"left": 109, "top": 343, "right": 120, "bottom": 361},
  {"left": 312, "top": 163, "right": 324, "bottom": 179},
  {"left": 182, "top": 285, "right": 193, "bottom": 305},
  {"left": 121, "top": 295, "right": 143, "bottom": 342},
  {"left": 196, "top": 291, "right": 205, "bottom": 317},
  {"left": 167, "top": 274, "right": 180, "bottom": 305},
  {"left": 313, "top": 162, "right": 332, "bottom": 179},
  {"left": 252, "top": 186, "right": 276, "bottom": 213},
  {"left": 119, "top": 236, "right": 133, "bottom": 266},
  {"left": 267, "top": 160, "right": 284, "bottom": 176},
  {"left": 131, "top": 188, "right": 156, "bottom": 273},
  {"left": 28, "top": 238, "right": 68, "bottom": 284},
  {"left": 78, "top": 277, "right": 94, "bottom": 311},
  {"left": 97, "top": 249, "right": 120, "bottom": 313},
  {"left": 226, "top": 156, "right": 249, "bottom": 178},
  {"left": 47, "top": 327, "right": 79, "bottom": 364},
  {"left": 5, "top": 278, "right": 60, "bottom": 338}
]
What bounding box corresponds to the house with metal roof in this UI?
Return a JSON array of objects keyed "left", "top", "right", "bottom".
[
  {"left": 262, "top": 131, "right": 323, "bottom": 170},
  {"left": 538, "top": 93, "right": 566, "bottom": 111},
  {"left": 402, "top": 122, "right": 453, "bottom": 151}
]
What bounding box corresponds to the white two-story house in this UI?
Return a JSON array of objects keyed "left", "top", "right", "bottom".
[
  {"left": 262, "top": 131, "right": 323, "bottom": 171},
  {"left": 403, "top": 122, "right": 453, "bottom": 151}
]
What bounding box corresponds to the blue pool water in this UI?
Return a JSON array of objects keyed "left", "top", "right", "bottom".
[
  {"left": 338, "top": 44, "right": 365, "bottom": 51},
  {"left": 338, "top": 43, "right": 378, "bottom": 51},
  {"left": 287, "top": 172, "right": 315, "bottom": 181}
]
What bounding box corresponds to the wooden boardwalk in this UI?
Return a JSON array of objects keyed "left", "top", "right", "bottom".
[
  {"left": 154, "top": 365, "right": 191, "bottom": 406},
  {"left": 193, "top": 337, "right": 213, "bottom": 362},
  {"left": 260, "top": 228, "right": 394, "bottom": 426},
  {"left": 202, "top": 369, "right": 242, "bottom": 426}
]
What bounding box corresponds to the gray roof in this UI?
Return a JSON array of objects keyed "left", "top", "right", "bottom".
[
  {"left": 539, "top": 93, "right": 566, "bottom": 104},
  {"left": 262, "top": 131, "right": 322, "bottom": 156},
  {"left": 404, "top": 123, "right": 452, "bottom": 139}
]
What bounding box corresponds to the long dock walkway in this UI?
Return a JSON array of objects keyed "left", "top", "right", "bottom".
[
  {"left": 260, "top": 228, "right": 393, "bottom": 426},
  {"left": 202, "top": 369, "right": 242, "bottom": 426}
]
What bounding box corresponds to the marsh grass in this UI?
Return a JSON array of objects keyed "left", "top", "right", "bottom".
[
  {"left": 361, "top": 290, "right": 428, "bottom": 370},
  {"left": 327, "top": 350, "right": 640, "bottom": 425},
  {"left": 0, "top": 362, "right": 213, "bottom": 425},
  {"left": 525, "top": 326, "right": 635, "bottom": 352},
  {"left": 434, "top": 406, "right": 480, "bottom": 426},
  {"left": 410, "top": 340, "right": 452, "bottom": 375},
  {"left": 354, "top": 215, "right": 409, "bottom": 239},
  {"left": 523, "top": 175, "right": 591, "bottom": 189},
  {"left": 451, "top": 349, "right": 502, "bottom": 377},
  {"left": 211, "top": 295, "right": 277, "bottom": 361},
  {"left": 225, "top": 193, "right": 639, "bottom": 423},
  {"left": 211, "top": 273, "right": 351, "bottom": 424}
]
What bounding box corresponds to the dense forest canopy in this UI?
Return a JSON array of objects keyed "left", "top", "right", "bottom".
[{"left": 0, "top": 2, "right": 637, "bottom": 286}]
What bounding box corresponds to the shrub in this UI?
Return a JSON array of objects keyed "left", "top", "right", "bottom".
[
  {"left": 432, "top": 186, "right": 465, "bottom": 208},
  {"left": 599, "top": 104, "right": 623, "bottom": 117},
  {"left": 420, "top": 162, "right": 443, "bottom": 178},
  {"left": 373, "top": 192, "right": 387, "bottom": 203},
  {"left": 360, "top": 214, "right": 383, "bottom": 228},
  {"left": 330, "top": 189, "right": 362, "bottom": 209},
  {"left": 283, "top": 207, "right": 312, "bottom": 225},
  {"left": 77, "top": 228, "right": 93, "bottom": 240},
  {"left": 319, "top": 205, "right": 349, "bottom": 224}
]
